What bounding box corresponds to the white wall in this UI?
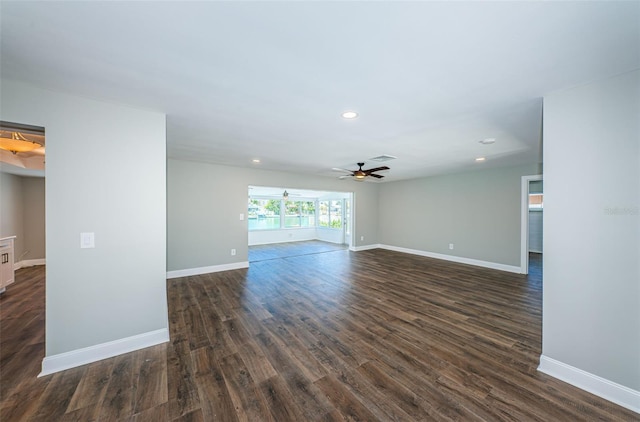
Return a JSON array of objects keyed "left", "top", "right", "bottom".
[
  {"left": 248, "top": 228, "right": 317, "bottom": 246},
  {"left": 0, "top": 80, "right": 168, "bottom": 359},
  {"left": 167, "top": 159, "right": 379, "bottom": 272},
  {"left": 542, "top": 70, "right": 639, "bottom": 403},
  {"left": 316, "top": 227, "right": 344, "bottom": 244},
  {"left": 248, "top": 228, "right": 344, "bottom": 246},
  {"left": 378, "top": 163, "right": 540, "bottom": 268}
]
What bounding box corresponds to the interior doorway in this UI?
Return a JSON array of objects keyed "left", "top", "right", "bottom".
[
  {"left": 0, "top": 121, "right": 47, "bottom": 388},
  {"left": 247, "top": 186, "right": 353, "bottom": 262},
  {"left": 520, "top": 174, "right": 543, "bottom": 274}
]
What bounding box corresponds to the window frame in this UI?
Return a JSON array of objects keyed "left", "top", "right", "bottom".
[{"left": 248, "top": 196, "right": 318, "bottom": 231}]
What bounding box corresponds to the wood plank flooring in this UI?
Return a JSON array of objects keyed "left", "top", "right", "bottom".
[{"left": 1, "top": 250, "right": 638, "bottom": 421}]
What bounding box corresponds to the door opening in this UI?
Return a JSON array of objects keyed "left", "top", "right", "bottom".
[
  {"left": 520, "top": 174, "right": 543, "bottom": 274},
  {"left": 247, "top": 186, "right": 353, "bottom": 262}
]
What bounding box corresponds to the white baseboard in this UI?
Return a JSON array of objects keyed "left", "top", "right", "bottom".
[
  {"left": 15, "top": 258, "right": 46, "bottom": 270},
  {"left": 378, "top": 244, "right": 522, "bottom": 273},
  {"left": 350, "top": 244, "right": 381, "bottom": 252},
  {"left": 538, "top": 355, "right": 640, "bottom": 414},
  {"left": 39, "top": 328, "right": 169, "bottom": 377},
  {"left": 166, "top": 261, "right": 249, "bottom": 279}
]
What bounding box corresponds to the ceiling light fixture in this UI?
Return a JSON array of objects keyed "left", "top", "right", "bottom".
[
  {"left": 341, "top": 111, "right": 358, "bottom": 119},
  {"left": 252, "top": 159, "right": 261, "bottom": 163},
  {"left": 0, "top": 130, "right": 43, "bottom": 154},
  {"left": 283, "top": 190, "right": 289, "bottom": 200},
  {"left": 475, "top": 157, "right": 486, "bottom": 162}
]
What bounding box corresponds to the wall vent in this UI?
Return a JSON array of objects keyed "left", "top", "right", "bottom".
[{"left": 369, "top": 155, "right": 397, "bottom": 162}]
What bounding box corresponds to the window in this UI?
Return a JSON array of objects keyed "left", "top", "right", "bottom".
[
  {"left": 318, "top": 199, "right": 342, "bottom": 229},
  {"left": 284, "top": 200, "right": 315, "bottom": 228},
  {"left": 319, "top": 200, "right": 329, "bottom": 227},
  {"left": 300, "top": 201, "right": 316, "bottom": 227},
  {"left": 330, "top": 200, "right": 342, "bottom": 228},
  {"left": 284, "top": 201, "right": 301, "bottom": 228},
  {"left": 249, "top": 198, "right": 316, "bottom": 230},
  {"left": 248, "top": 198, "right": 281, "bottom": 230}
]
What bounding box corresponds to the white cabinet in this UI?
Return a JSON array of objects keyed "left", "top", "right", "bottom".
[{"left": 0, "top": 236, "right": 16, "bottom": 293}]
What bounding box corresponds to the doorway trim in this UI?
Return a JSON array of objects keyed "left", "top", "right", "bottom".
[{"left": 520, "top": 174, "right": 543, "bottom": 274}]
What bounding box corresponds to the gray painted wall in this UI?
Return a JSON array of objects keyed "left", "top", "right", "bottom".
[
  {"left": 0, "top": 174, "right": 46, "bottom": 262},
  {"left": 530, "top": 180, "right": 543, "bottom": 194},
  {"left": 528, "top": 211, "right": 543, "bottom": 253},
  {"left": 22, "top": 177, "right": 45, "bottom": 260},
  {"left": 378, "top": 163, "right": 539, "bottom": 267},
  {"left": 167, "top": 159, "right": 379, "bottom": 271},
  {"left": 21, "top": 177, "right": 45, "bottom": 260},
  {"left": 1, "top": 79, "right": 168, "bottom": 356},
  {"left": 543, "top": 70, "right": 639, "bottom": 390},
  {"left": 0, "top": 172, "right": 25, "bottom": 261}
]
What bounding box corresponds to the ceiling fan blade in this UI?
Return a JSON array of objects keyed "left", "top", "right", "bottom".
[
  {"left": 364, "top": 166, "right": 390, "bottom": 174},
  {"left": 332, "top": 167, "right": 354, "bottom": 173},
  {"left": 369, "top": 174, "right": 385, "bottom": 179}
]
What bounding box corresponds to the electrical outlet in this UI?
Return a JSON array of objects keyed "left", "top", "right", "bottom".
[
  {"left": 231, "top": 248, "right": 236, "bottom": 256},
  {"left": 360, "top": 236, "right": 364, "bottom": 241},
  {"left": 449, "top": 243, "right": 454, "bottom": 250}
]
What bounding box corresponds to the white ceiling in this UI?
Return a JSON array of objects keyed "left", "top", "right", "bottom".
[{"left": 1, "top": 1, "right": 638, "bottom": 182}]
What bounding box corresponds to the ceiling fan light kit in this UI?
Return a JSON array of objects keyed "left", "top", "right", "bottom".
[{"left": 334, "top": 162, "right": 390, "bottom": 181}]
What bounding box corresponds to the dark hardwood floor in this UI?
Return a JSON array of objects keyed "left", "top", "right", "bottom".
[{"left": 1, "top": 250, "right": 638, "bottom": 421}]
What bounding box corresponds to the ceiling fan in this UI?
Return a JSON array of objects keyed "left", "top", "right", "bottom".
[{"left": 333, "top": 162, "right": 390, "bottom": 181}]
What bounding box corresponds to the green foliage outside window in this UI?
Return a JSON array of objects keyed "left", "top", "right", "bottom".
[{"left": 264, "top": 200, "right": 281, "bottom": 215}]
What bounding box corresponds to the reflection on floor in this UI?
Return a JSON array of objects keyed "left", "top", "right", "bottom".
[{"left": 249, "top": 240, "right": 348, "bottom": 262}]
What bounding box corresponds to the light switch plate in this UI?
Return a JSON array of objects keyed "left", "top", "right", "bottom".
[{"left": 81, "top": 232, "right": 95, "bottom": 248}]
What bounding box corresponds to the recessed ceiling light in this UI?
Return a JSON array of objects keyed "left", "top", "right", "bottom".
[
  {"left": 475, "top": 157, "right": 486, "bottom": 162},
  {"left": 342, "top": 111, "right": 358, "bottom": 119},
  {"left": 479, "top": 138, "right": 496, "bottom": 145},
  {"left": 252, "top": 159, "right": 261, "bottom": 163}
]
